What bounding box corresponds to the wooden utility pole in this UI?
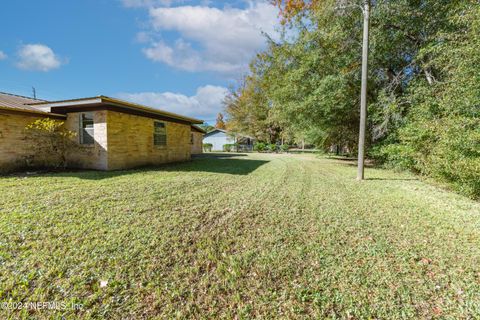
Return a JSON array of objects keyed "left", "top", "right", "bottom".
[{"left": 357, "top": 0, "right": 370, "bottom": 181}]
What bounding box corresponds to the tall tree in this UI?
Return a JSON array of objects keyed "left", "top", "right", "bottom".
[
  {"left": 378, "top": 2, "right": 480, "bottom": 198},
  {"left": 224, "top": 54, "right": 282, "bottom": 143},
  {"left": 215, "top": 113, "right": 226, "bottom": 129},
  {"left": 226, "top": 0, "right": 479, "bottom": 196},
  {"left": 272, "top": 0, "right": 372, "bottom": 179}
]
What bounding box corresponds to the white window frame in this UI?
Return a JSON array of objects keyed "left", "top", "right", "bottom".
[{"left": 79, "top": 112, "right": 94, "bottom": 145}]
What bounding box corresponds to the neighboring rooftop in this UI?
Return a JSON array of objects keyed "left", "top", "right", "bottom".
[
  {"left": 204, "top": 128, "right": 255, "bottom": 139},
  {"left": 191, "top": 125, "right": 207, "bottom": 133},
  {"left": 204, "top": 128, "right": 227, "bottom": 136},
  {"left": 0, "top": 91, "right": 66, "bottom": 118},
  {"left": 0, "top": 91, "right": 45, "bottom": 112}
]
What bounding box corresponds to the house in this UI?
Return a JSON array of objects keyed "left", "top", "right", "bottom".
[
  {"left": 190, "top": 125, "right": 205, "bottom": 155},
  {"left": 0, "top": 91, "right": 203, "bottom": 171},
  {"left": 203, "top": 129, "right": 255, "bottom": 152}
]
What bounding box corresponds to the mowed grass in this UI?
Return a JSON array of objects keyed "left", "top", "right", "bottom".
[{"left": 1, "top": 153, "right": 480, "bottom": 319}]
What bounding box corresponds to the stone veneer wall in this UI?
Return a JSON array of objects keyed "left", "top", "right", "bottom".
[
  {"left": 191, "top": 131, "right": 203, "bottom": 155},
  {"left": 106, "top": 111, "right": 191, "bottom": 170},
  {"left": 0, "top": 112, "right": 60, "bottom": 172}
]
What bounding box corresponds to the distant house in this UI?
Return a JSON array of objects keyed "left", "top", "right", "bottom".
[
  {"left": 203, "top": 129, "right": 255, "bottom": 151},
  {"left": 0, "top": 91, "right": 203, "bottom": 172},
  {"left": 190, "top": 125, "right": 205, "bottom": 155}
]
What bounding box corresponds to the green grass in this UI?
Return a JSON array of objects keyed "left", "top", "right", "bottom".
[{"left": 1, "top": 153, "right": 479, "bottom": 319}]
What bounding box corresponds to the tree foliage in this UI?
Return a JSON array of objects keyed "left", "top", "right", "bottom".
[
  {"left": 376, "top": 3, "right": 480, "bottom": 197},
  {"left": 215, "top": 113, "right": 226, "bottom": 129},
  {"left": 224, "top": 56, "right": 282, "bottom": 143},
  {"left": 224, "top": 0, "right": 480, "bottom": 197}
]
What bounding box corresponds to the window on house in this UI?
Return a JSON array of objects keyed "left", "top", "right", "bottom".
[
  {"left": 190, "top": 133, "right": 194, "bottom": 144},
  {"left": 153, "top": 121, "right": 167, "bottom": 146},
  {"left": 79, "top": 113, "right": 94, "bottom": 145}
]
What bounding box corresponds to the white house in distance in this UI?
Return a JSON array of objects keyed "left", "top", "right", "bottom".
[{"left": 203, "top": 129, "right": 255, "bottom": 151}]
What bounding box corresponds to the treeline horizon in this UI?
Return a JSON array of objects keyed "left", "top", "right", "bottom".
[{"left": 223, "top": 0, "right": 479, "bottom": 198}]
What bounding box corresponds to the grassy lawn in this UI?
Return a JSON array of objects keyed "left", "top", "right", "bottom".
[{"left": 1, "top": 153, "right": 479, "bottom": 319}]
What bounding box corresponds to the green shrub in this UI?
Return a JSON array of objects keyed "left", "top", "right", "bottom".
[
  {"left": 25, "top": 118, "right": 76, "bottom": 169},
  {"left": 372, "top": 144, "right": 416, "bottom": 171},
  {"left": 423, "top": 117, "right": 480, "bottom": 198},
  {"left": 266, "top": 144, "right": 277, "bottom": 153},
  {"left": 223, "top": 144, "right": 235, "bottom": 152},
  {"left": 203, "top": 143, "right": 213, "bottom": 152},
  {"left": 254, "top": 142, "right": 266, "bottom": 152},
  {"left": 280, "top": 144, "right": 290, "bottom": 153},
  {"left": 380, "top": 116, "right": 480, "bottom": 198}
]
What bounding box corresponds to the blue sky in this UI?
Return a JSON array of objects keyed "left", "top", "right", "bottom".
[{"left": 0, "top": 0, "right": 279, "bottom": 123}]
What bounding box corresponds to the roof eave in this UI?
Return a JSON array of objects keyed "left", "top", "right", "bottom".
[
  {"left": 101, "top": 96, "right": 203, "bottom": 124},
  {"left": 0, "top": 105, "right": 67, "bottom": 119},
  {"left": 28, "top": 96, "right": 102, "bottom": 106},
  {"left": 28, "top": 96, "right": 203, "bottom": 124}
]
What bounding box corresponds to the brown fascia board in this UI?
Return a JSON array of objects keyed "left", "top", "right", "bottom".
[
  {"left": 29, "top": 96, "right": 204, "bottom": 125},
  {"left": 0, "top": 105, "right": 66, "bottom": 119},
  {"left": 101, "top": 97, "right": 203, "bottom": 124},
  {"left": 53, "top": 104, "right": 195, "bottom": 125}
]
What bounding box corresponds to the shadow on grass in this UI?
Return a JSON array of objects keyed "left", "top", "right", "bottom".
[
  {"left": 366, "top": 177, "right": 418, "bottom": 181},
  {"left": 6, "top": 154, "right": 268, "bottom": 180},
  {"left": 327, "top": 156, "right": 418, "bottom": 181},
  {"left": 326, "top": 156, "right": 358, "bottom": 161},
  {"left": 335, "top": 161, "right": 377, "bottom": 168},
  {"left": 194, "top": 152, "right": 249, "bottom": 158},
  {"left": 163, "top": 156, "right": 269, "bottom": 176}
]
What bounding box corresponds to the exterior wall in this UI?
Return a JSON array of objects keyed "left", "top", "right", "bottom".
[
  {"left": 0, "top": 112, "right": 60, "bottom": 172},
  {"left": 204, "top": 132, "right": 235, "bottom": 151},
  {"left": 1, "top": 109, "right": 193, "bottom": 172},
  {"left": 106, "top": 111, "right": 191, "bottom": 170},
  {"left": 191, "top": 131, "right": 203, "bottom": 154},
  {"left": 64, "top": 111, "right": 109, "bottom": 170}
]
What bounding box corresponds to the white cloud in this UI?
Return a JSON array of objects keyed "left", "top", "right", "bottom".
[
  {"left": 135, "top": 31, "right": 153, "bottom": 43},
  {"left": 143, "top": 39, "right": 241, "bottom": 73},
  {"left": 0, "top": 51, "right": 7, "bottom": 60},
  {"left": 117, "top": 85, "right": 228, "bottom": 121},
  {"left": 138, "top": 2, "right": 279, "bottom": 74},
  {"left": 16, "top": 44, "right": 63, "bottom": 71}
]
